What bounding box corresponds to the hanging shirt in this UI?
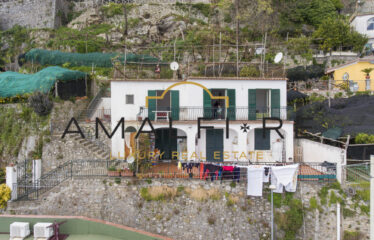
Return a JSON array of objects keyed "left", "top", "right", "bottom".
[
  {"left": 285, "top": 166, "right": 298, "bottom": 192},
  {"left": 178, "top": 161, "right": 182, "bottom": 170},
  {"left": 263, "top": 167, "right": 270, "bottom": 183},
  {"left": 247, "top": 166, "right": 264, "bottom": 196},
  {"left": 271, "top": 164, "right": 299, "bottom": 193}
]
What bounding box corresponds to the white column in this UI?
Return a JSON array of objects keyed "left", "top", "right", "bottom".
[
  {"left": 370, "top": 155, "right": 374, "bottom": 240},
  {"left": 32, "top": 159, "right": 42, "bottom": 188},
  {"left": 187, "top": 127, "right": 196, "bottom": 160},
  {"left": 336, "top": 161, "right": 342, "bottom": 184},
  {"left": 6, "top": 166, "right": 17, "bottom": 200},
  {"left": 337, "top": 203, "right": 341, "bottom": 240},
  {"left": 237, "top": 128, "right": 247, "bottom": 160}
]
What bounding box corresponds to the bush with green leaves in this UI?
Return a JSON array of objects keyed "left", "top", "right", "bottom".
[
  {"left": 354, "top": 133, "right": 374, "bottom": 144},
  {"left": 239, "top": 66, "right": 260, "bottom": 77},
  {"left": 28, "top": 92, "right": 53, "bottom": 116}
]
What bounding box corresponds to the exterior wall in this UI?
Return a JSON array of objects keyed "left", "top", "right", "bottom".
[
  {"left": 111, "top": 79, "right": 287, "bottom": 121},
  {"left": 295, "top": 138, "right": 345, "bottom": 182},
  {"left": 296, "top": 138, "right": 345, "bottom": 164},
  {"left": 111, "top": 121, "right": 294, "bottom": 162},
  {"left": 332, "top": 61, "right": 374, "bottom": 91},
  {"left": 0, "top": 0, "right": 69, "bottom": 30},
  {"left": 351, "top": 15, "right": 374, "bottom": 41},
  {"left": 7, "top": 179, "right": 358, "bottom": 240},
  {"left": 110, "top": 78, "right": 290, "bottom": 161}
]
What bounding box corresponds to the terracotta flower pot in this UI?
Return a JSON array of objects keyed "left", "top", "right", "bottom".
[{"left": 108, "top": 171, "right": 120, "bottom": 177}]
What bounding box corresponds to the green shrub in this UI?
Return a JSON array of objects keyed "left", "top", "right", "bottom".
[
  {"left": 275, "top": 199, "right": 304, "bottom": 240},
  {"left": 114, "top": 177, "right": 121, "bottom": 184},
  {"left": 28, "top": 92, "right": 53, "bottom": 116},
  {"left": 101, "top": 3, "right": 123, "bottom": 17},
  {"left": 108, "top": 166, "right": 116, "bottom": 171},
  {"left": 309, "top": 197, "right": 318, "bottom": 210},
  {"left": 342, "top": 208, "right": 355, "bottom": 218},
  {"left": 192, "top": 3, "right": 211, "bottom": 17},
  {"left": 240, "top": 66, "right": 260, "bottom": 77},
  {"left": 359, "top": 205, "right": 369, "bottom": 215},
  {"left": 343, "top": 230, "right": 363, "bottom": 240},
  {"left": 355, "top": 133, "right": 374, "bottom": 144}
]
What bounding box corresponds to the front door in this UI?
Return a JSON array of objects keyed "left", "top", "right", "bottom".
[
  {"left": 155, "top": 128, "right": 177, "bottom": 160},
  {"left": 206, "top": 129, "right": 224, "bottom": 162}
]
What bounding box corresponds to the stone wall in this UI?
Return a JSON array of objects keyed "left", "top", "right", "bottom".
[
  {"left": 0, "top": 0, "right": 57, "bottom": 30},
  {"left": 72, "top": 0, "right": 211, "bottom": 11},
  {"left": 0, "top": 0, "right": 211, "bottom": 30},
  {"left": 5, "top": 179, "right": 370, "bottom": 240}
]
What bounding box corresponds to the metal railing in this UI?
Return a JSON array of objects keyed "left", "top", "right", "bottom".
[
  {"left": 13, "top": 159, "right": 336, "bottom": 201},
  {"left": 138, "top": 106, "right": 294, "bottom": 121},
  {"left": 344, "top": 163, "right": 370, "bottom": 183}
]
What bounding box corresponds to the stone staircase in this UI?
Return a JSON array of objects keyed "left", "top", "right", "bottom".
[{"left": 67, "top": 134, "right": 110, "bottom": 160}]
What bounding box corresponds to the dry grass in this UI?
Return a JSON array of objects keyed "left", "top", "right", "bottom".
[
  {"left": 140, "top": 186, "right": 177, "bottom": 201},
  {"left": 185, "top": 187, "right": 222, "bottom": 202}
]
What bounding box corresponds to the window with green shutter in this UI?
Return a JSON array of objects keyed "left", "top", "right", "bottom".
[
  {"left": 271, "top": 89, "right": 280, "bottom": 118},
  {"left": 148, "top": 90, "right": 156, "bottom": 120},
  {"left": 171, "top": 90, "right": 179, "bottom": 120},
  {"left": 203, "top": 89, "right": 212, "bottom": 118},
  {"left": 248, "top": 89, "right": 256, "bottom": 120},
  {"left": 255, "top": 128, "right": 270, "bottom": 150},
  {"left": 227, "top": 89, "right": 236, "bottom": 120}
]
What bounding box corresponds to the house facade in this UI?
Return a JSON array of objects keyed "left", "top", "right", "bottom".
[
  {"left": 110, "top": 77, "right": 294, "bottom": 163},
  {"left": 326, "top": 58, "right": 374, "bottom": 92},
  {"left": 351, "top": 14, "right": 374, "bottom": 43}
]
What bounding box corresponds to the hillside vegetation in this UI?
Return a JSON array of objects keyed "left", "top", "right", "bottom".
[{"left": 0, "top": 0, "right": 366, "bottom": 78}]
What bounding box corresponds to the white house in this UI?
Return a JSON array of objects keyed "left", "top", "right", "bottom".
[
  {"left": 351, "top": 14, "right": 374, "bottom": 43},
  {"left": 350, "top": 1, "right": 374, "bottom": 44},
  {"left": 110, "top": 77, "right": 294, "bottom": 163}
]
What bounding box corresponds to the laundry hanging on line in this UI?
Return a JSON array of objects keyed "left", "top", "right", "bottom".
[{"left": 246, "top": 164, "right": 299, "bottom": 197}]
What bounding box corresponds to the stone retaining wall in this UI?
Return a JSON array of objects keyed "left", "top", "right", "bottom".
[{"left": 5, "top": 179, "right": 370, "bottom": 240}]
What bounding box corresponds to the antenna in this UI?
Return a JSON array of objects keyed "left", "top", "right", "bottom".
[{"left": 274, "top": 52, "right": 283, "bottom": 64}]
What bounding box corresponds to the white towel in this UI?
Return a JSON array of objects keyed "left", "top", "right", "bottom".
[{"left": 247, "top": 166, "right": 264, "bottom": 196}]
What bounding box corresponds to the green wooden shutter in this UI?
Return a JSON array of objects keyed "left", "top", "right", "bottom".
[
  {"left": 271, "top": 89, "right": 280, "bottom": 118},
  {"left": 171, "top": 90, "right": 179, "bottom": 120},
  {"left": 255, "top": 128, "right": 270, "bottom": 150},
  {"left": 248, "top": 89, "right": 256, "bottom": 120},
  {"left": 148, "top": 90, "right": 156, "bottom": 120},
  {"left": 203, "top": 89, "right": 212, "bottom": 118},
  {"left": 227, "top": 89, "right": 236, "bottom": 120}
]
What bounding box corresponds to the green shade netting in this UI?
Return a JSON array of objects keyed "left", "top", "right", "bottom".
[
  {"left": 322, "top": 127, "right": 343, "bottom": 140},
  {"left": 24, "top": 49, "right": 160, "bottom": 67},
  {"left": 0, "top": 66, "right": 87, "bottom": 97}
]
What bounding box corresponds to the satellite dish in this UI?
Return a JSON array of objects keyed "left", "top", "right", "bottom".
[
  {"left": 170, "top": 62, "right": 179, "bottom": 71},
  {"left": 127, "top": 156, "right": 135, "bottom": 164},
  {"left": 274, "top": 52, "right": 283, "bottom": 64}
]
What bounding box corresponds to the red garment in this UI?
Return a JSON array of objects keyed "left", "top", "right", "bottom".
[
  {"left": 223, "top": 166, "right": 234, "bottom": 171},
  {"left": 199, "top": 162, "right": 204, "bottom": 179}
]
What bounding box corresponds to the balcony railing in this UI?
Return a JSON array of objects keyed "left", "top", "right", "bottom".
[{"left": 138, "top": 106, "right": 294, "bottom": 121}]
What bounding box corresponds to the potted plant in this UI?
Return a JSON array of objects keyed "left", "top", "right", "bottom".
[
  {"left": 108, "top": 166, "right": 120, "bottom": 177},
  {"left": 120, "top": 168, "right": 133, "bottom": 177},
  {"left": 362, "top": 68, "right": 374, "bottom": 79}
]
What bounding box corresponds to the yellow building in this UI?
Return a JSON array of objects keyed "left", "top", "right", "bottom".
[{"left": 326, "top": 58, "right": 374, "bottom": 91}]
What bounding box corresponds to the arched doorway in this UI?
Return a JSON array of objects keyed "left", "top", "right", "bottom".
[{"left": 155, "top": 128, "right": 187, "bottom": 160}]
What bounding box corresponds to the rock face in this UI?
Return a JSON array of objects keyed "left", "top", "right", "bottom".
[{"left": 5, "top": 179, "right": 370, "bottom": 240}]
